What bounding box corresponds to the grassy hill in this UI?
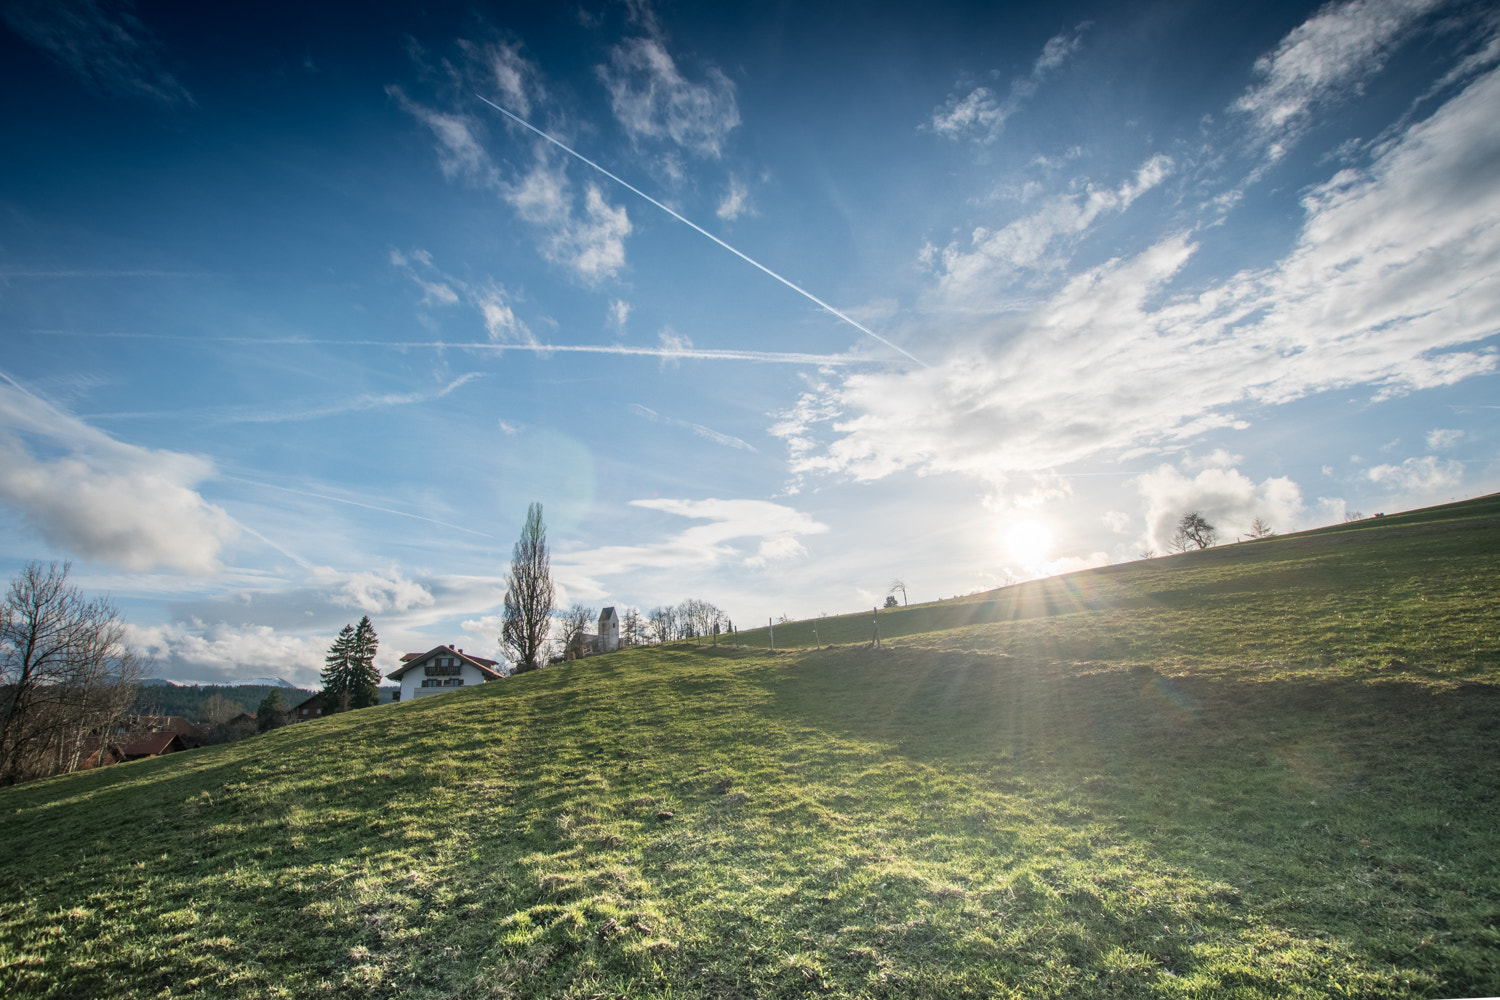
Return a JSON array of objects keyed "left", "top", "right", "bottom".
[{"left": 2, "top": 495, "right": 1497, "bottom": 999}]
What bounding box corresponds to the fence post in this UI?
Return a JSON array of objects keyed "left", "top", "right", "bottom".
[
  {"left": 872, "top": 607, "right": 880, "bottom": 648},
  {"left": 768, "top": 616, "right": 774, "bottom": 652}
]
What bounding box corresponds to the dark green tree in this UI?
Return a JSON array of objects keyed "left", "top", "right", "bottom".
[
  {"left": 502, "top": 502, "right": 554, "bottom": 673},
  {"left": 320, "top": 623, "right": 356, "bottom": 713},
  {"left": 256, "top": 690, "right": 290, "bottom": 732},
  {"left": 349, "top": 615, "right": 380, "bottom": 708}
]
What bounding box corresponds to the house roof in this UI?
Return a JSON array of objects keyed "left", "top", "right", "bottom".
[
  {"left": 386, "top": 644, "right": 504, "bottom": 682},
  {"left": 117, "top": 732, "right": 186, "bottom": 758},
  {"left": 292, "top": 691, "right": 323, "bottom": 711},
  {"left": 599, "top": 606, "right": 618, "bottom": 622}
]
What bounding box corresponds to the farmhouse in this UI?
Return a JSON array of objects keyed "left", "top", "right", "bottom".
[{"left": 387, "top": 645, "right": 505, "bottom": 700}]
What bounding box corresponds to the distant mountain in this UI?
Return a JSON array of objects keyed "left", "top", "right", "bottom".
[
  {"left": 141, "top": 678, "right": 181, "bottom": 687},
  {"left": 236, "top": 677, "right": 300, "bottom": 689}
]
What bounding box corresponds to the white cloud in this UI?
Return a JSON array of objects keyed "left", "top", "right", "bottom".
[
  {"left": 2, "top": 0, "right": 194, "bottom": 105},
  {"left": 127, "top": 620, "right": 325, "bottom": 687},
  {"left": 778, "top": 64, "right": 1500, "bottom": 501},
  {"left": 461, "top": 37, "right": 545, "bottom": 117},
  {"left": 1232, "top": 0, "right": 1445, "bottom": 159},
  {"left": 472, "top": 281, "right": 535, "bottom": 344},
  {"left": 928, "top": 25, "right": 1087, "bottom": 143},
  {"left": 608, "top": 298, "right": 631, "bottom": 330},
  {"left": 506, "top": 149, "right": 632, "bottom": 283},
  {"left": 1367, "top": 455, "right": 1465, "bottom": 492},
  {"left": 389, "top": 91, "right": 632, "bottom": 283},
  {"left": 386, "top": 86, "right": 498, "bottom": 187},
  {"left": 553, "top": 497, "right": 827, "bottom": 596},
  {"left": 1425, "top": 427, "right": 1463, "bottom": 449},
  {"left": 1135, "top": 464, "right": 1308, "bottom": 552},
  {"left": 717, "top": 176, "right": 753, "bottom": 221},
  {"left": 0, "top": 376, "right": 238, "bottom": 574},
  {"left": 315, "top": 565, "right": 437, "bottom": 616},
  {"left": 928, "top": 153, "right": 1174, "bottom": 305},
  {"left": 597, "top": 35, "right": 740, "bottom": 158},
  {"left": 1102, "top": 510, "right": 1132, "bottom": 533}
]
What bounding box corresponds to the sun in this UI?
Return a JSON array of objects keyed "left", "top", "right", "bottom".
[{"left": 1003, "top": 519, "right": 1055, "bottom": 567}]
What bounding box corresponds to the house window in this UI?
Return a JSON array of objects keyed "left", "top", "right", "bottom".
[{"left": 426, "top": 662, "right": 461, "bottom": 676}]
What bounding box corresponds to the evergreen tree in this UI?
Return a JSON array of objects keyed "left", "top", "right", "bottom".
[
  {"left": 349, "top": 616, "right": 380, "bottom": 708},
  {"left": 321, "top": 623, "right": 356, "bottom": 713},
  {"left": 256, "top": 690, "right": 290, "bottom": 732}
]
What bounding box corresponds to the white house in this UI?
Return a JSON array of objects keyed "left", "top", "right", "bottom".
[
  {"left": 386, "top": 645, "right": 505, "bottom": 700},
  {"left": 598, "top": 607, "right": 620, "bottom": 652}
]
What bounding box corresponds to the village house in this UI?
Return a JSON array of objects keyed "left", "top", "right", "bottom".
[{"left": 386, "top": 645, "right": 505, "bottom": 700}]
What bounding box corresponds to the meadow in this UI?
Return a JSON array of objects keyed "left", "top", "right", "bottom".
[{"left": 1, "top": 495, "right": 1497, "bottom": 998}]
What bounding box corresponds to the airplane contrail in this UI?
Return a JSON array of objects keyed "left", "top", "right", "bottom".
[
  {"left": 475, "top": 93, "right": 929, "bottom": 369},
  {"left": 224, "top": 476, "right": 497, "bottom": 539},
  {"left": 32, "top": 329, "right": 860, "bottom": 366}
]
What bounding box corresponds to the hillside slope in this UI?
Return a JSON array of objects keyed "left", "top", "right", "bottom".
[{"left": 2, "top": 496, "right": 1497, "bottom": 999}]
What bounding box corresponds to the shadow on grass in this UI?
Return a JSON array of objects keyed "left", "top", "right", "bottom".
[{"left": 759, "top": 644, "right": 1500, "bottom": 994}]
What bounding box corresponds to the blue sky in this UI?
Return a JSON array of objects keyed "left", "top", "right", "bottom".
[{"left": 2, "top": 0, "right": 1496, "bottom": 685}]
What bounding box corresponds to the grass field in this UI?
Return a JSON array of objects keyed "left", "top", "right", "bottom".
[{"left": 1, "top": 495, "right": 1497, "bottom": 998}]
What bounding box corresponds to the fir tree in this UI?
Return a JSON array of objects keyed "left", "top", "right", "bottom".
[
  {"left": 321, "top": 623, "right": 356, "bottom": 713},
  {"left": 256, "top": 690, "right": 289, "bottom": 732},
  {"left": 349, "top": 615, "right": 380, "bottom": 708}
]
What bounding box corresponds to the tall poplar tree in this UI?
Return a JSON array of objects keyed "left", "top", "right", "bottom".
[{"left": 502, "top": 502, "right": 554, "bottom": 672}]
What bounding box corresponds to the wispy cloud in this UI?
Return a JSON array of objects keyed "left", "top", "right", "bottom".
[
  {"left": 210, "top": 372, "right": 486, "bottom": 425},
  {"left": 391, "top": 248, "right": 538, "bottom": 344},
  {"left": 389, "top": 57, "right": 633, "bottom": 284},
  {"left": 597, "top": 33, "right": 740, "bottom": 158},
  {"left": 629, "top": 403, "right": 757, "bottom": 452},
  {"left": 779, "top": 61, "right": 1500, "bottom": 499},
  {"left": 553, "top": 497, "right": 827, "bottom": 596},
  {"left": 1232, "top": 0, "right": 1445, "bottom": 161},
  {"left": 927, "top": 24, "right": 1088, "bottom": 143},
  {"left": 1, "top": 0, "right": 193, "bottom": 105},
  {"left": 924, "top": 153, "right": 1174, "bottom": 307},
  {"left": 716, "top": 176, "right": 753, "bottom": 221},
  {"left": 0, "top": 372, "right": 237, "bottom": 573}
]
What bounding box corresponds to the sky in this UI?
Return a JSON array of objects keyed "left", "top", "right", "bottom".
[{"left": 1, "top": 0, "right": 1497, "bottom": 686}]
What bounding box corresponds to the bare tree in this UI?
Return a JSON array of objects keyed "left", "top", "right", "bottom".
[
  {"left": 1344, "top": 511, "right": 1366, "bottom": 523},
  {"left": 198, "top": 693, "right": 241, "bottom": 725},
  {"left": 647, "top": 605, "right": 675, "bottom": 644},
  {"left": 0, "top": 562, "right": 148, "bottom": 784},
  {"left": 1171, "top": 512, "right": 1217, "bottom": 551},
  {"left": 557, "top": 603, "right": 597, "bottom": 659},
  {"left": 678, "top": 598, "right": 723, "bottom": 644},
  {"left": 621, "top": 607, "right": 643, "bottom": 647},
  {"left": 889, "top": 579, "right": 908, "bottom": 606},
  {"left": 1248, "top": 517, "right": 1275, "bottom": 539},
  {"left": 502, "top": 503, "right": 555, "bottom": 673}
]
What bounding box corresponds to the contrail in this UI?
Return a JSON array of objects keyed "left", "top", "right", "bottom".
[
  {"left": 475, "top": 94, "right": 928, "bottom": 369},
  {"left": 32, "top": 329, "right": 859, "bottom": 366},
  {"left": 224, "top": 476, "right": 497, "bottom": 539}
]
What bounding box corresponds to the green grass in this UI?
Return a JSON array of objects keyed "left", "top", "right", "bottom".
[{"left": 2, "top": 495, "right": 1498, "bottom": 998}]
